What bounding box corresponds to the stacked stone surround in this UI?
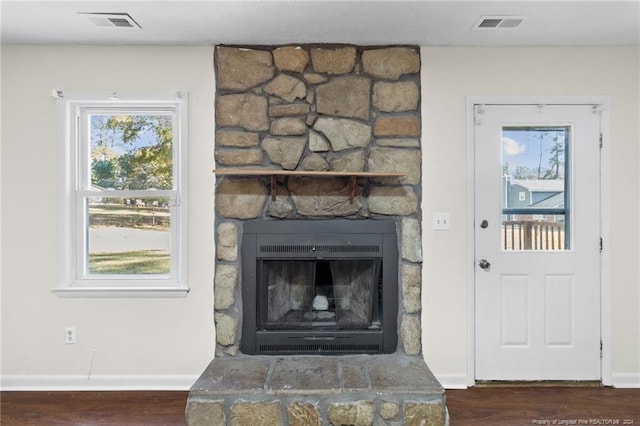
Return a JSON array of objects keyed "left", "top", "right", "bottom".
[
  {"left": 213, "top": 44, "right": 423, "bottom": 357},
  {"left": 188, "top": 44, "right": 447, "bottom": 426}
]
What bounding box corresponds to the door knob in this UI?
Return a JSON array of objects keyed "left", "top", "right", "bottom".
[
  {"left": 478, "top": 259, "right": 491, "bottom": 270},
  {"left": 480, "top": 219, "right": 489, "bottom": 229}
]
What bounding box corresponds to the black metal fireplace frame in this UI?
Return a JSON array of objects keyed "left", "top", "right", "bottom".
[{"left": 240, "top": 219, "right": 399, "bottom": 355}]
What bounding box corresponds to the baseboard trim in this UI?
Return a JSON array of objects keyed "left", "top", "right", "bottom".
[
  {"left": 436, "top": 374, "right": 468, "bottom": 389},
  {"left": 0, "top": 374, "right": 199, "bottom": 391},
  {"left": 6, "top": 372, "right": 634, "bottom": 390},
  {"left": 611, "top": 373, "right": 640, "bottom": 388}
]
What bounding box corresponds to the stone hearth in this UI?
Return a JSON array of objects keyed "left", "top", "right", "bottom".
[
  {"left": 187, "top": 355, "right": 446, "bottom": 425},
  {"left": 187, "top": 44, "right": 447, "bottom": 425}
]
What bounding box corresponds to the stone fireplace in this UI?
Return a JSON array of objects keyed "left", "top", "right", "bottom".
[{"left": 187, "top": 45, "right": 447, "bottom": 425}]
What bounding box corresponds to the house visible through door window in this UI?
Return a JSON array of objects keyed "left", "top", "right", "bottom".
[
  {"left": 501, "top": 126, "right": 569, "bottom": 251},
  {"left": 55, "top": 92, "right": 188, "bottom": 296}
]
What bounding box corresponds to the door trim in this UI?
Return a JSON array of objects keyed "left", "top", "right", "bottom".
[{"left": 465, "top": 96, "right": 611, "bottom": 387}]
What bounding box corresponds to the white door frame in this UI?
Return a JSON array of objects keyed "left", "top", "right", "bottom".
[{"left": 466, "top": 96, "right": 612, "bottom": 387}]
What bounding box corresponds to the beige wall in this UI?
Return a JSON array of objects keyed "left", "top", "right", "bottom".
[
  {"left": 2, "top": 45, "right": 638, "bottom": 388},
  {"left": 421, "top": 47, "right": 640, "bottom": 387},
  {"left": 1, "top": 46, "right": 216, "bottom": 387}
]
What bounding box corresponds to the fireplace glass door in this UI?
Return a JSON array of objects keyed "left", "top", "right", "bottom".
[{"left": 260, "top": 259, "right": 382, "bottom": 331}]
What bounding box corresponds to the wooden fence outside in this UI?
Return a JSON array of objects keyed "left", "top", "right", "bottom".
[{"left": 502, "top": 220, "right": 565, "bottom": 250}]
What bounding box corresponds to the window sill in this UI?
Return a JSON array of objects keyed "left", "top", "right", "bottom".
[{"left": 52, "top": 286, "right": 189, "bottom": 298}]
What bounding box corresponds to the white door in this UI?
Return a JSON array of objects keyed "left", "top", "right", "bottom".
[{"left": 475, "top": 104, "right": 601, "bottom": 381}]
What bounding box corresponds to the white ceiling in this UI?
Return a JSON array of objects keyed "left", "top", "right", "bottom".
[{"left": 1, "top": 1, "right": 639, "bottom": 47}]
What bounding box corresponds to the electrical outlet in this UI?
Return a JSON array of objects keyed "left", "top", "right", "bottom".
[
  {"left": 65, "top": 327, "right": 77, "bottom": 344},
  {"left": 433, "top": 212, "right": 451, "bottom": 230}
]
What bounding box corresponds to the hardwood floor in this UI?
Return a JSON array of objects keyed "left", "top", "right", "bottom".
[
  {"left": 1, "top": 391, "right": 189, "bottom": 425},
  {"left": 1, "top": 387, "right": 639, "bottom": 425},
  {"left": 446, "top": 387, "right": 640, "bottom": 425}
]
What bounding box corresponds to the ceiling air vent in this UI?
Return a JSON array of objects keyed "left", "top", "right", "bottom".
[
  {"left": 80, "top": 13, "right": 141, "bottom": 29},
  {"left": 473, "top": 16, "right": 525, "bottom": 30}
]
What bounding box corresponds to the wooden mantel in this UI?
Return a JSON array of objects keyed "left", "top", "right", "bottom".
[{"left": 213, "top": 168, "right": 406, "bottom": 203}]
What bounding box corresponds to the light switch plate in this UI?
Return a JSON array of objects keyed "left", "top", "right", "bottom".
[{"left": 433, "top": 213, "right": 451, "bottom": 230}]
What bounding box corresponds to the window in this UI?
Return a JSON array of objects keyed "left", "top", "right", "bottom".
[
  {"left": 501, "top": 126, "right": 569, "bottom": 251},
  {"left": 55, "top": 91, "right": 188, "bottom": 296}
]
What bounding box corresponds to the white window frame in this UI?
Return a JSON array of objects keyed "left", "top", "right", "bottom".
[{"left": 54, "top": 91, "right": 189, "bottom": 297}]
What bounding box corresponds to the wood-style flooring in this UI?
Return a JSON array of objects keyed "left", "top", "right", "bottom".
[{"left": 1, "top": 387, "right": 639, "bottom": 425}]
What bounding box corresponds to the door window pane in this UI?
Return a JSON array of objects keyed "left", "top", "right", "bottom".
[
  {"left": 502, "top": 213, "right": 566, "bottom": 250},
  {"left": 501, "top": 127, "right": 569, "bottom": 251}
]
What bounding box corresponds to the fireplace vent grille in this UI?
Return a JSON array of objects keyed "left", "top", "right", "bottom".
[
  {"left": 259, "top": 245, "right": 380, "bottom": 254},
  {"left": 259, "top": 343, "right": 381, "bottom": 353}
]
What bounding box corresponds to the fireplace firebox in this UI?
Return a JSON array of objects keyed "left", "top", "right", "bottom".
[{"left": 240, "top": 219, "right": 398, "bottom": 355}]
